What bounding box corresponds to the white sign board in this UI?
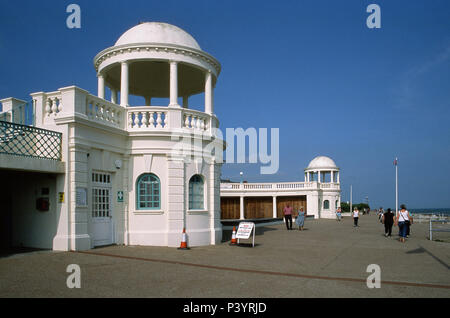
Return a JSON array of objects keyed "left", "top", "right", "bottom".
[
  {"left": 236, "top": 222, "right": 254, "bottom": 239},
  {"left": 75, "top": 187, "right": 87, "bottom": 207},
  {"left": 236, "top": 222, "right": 256, "bottom": 247}
]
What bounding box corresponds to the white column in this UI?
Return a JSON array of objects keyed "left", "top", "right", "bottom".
[
  {"left": 240, "top": 196, "right": 244, "bottom": 220},
  {"left": 330, "top": 170, "right": 334, "bottom": 183},
  {"left": 273, "top": 196, "right": 277, "bottom": 218},
  {"left": 120, "top": 61, "right": 129, "bottom": 106},
  {"left": 97, "top": 74, "right": 105, "bottom": 99},
  {"left": 111, "top": 88, "right": 117, "bottom": 104},
  {"left": 205, "top": 70, "right": 213, "bottom": 114},
  {"left": 337, "top": 171, "right": 340, "bottom": 183},
  {"left": 169, "top": 61, "right": 179, "bottom": 107},
  {"left": 307, "top": 172, "right": 310, "bottom": 182},
  {"left": 318, "top": 171, "right": 321, "bottom": 183}
]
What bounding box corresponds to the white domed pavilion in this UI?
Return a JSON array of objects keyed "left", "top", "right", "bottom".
[
  {"left": 305, "top": 156, "right": 340, "bottom": 183},
  {"left": 0, "top": 21, "right": 224, "bottom": 251}
]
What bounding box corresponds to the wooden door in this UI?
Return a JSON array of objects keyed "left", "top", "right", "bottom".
[
  {"left": 220, "top": 197, "right": 240, "bottom": 219},
  {"left": 276, "top": 196, "right": 307, "bottom": 218}
]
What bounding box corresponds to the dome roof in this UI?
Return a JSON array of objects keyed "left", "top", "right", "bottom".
[
  {"left": 306, "top": 156, "right": 338, "bottom": 170},
  {"left": 114, "top": 22, "right": 201, "bottom": 50}
]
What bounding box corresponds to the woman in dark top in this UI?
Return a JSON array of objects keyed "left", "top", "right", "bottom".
[{"left": 382, "top": 208, "right": 394, "bottom": 237}]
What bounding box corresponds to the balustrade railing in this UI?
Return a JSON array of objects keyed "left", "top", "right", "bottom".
[
  {"left": 45, "top": 91, "right": 63, "bottom": 117},
  {"left": 86, "top": 95, "right": 124, "bottom": 128},
  {"left": 221, "top": 182, "right": 318, "bottom": 191},
  {"left": 320, "top": 183, "right": 340, "bottom": 189},
  {"left": 9, "top": 87, "right": 217, "bottom": 134},
  {"left": 127, "top": 106, "right": 168, "bottom": 129},
  {"left": 183, "top": 109, "right": 209, "bottom": 132}
]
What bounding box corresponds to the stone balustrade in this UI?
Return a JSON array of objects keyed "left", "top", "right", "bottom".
[
  {"left": 183, "top": 109, "right": 209, "bottom": 132},
  {"left": 45, "top": 91, "right": 63, "bottom": 117},
  {"left": 86, "top": 94, "right": 124, "bottom": 128},
  {"left": 220, "top": 181, "right": 330, "bottom": 191},
  {"left": 28, "top": 86, "right": 218, "bottom": 135},
  {"left": 127, "top": 106, "right": 168, "bottom": 130},
  {"left": 221, "top": 181, "right": 340, "bottom": 193}
]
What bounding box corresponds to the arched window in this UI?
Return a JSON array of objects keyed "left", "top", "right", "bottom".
[
  {"left": 189, "top": 175, "right": 204, "bottom": 210},
  {"left": 136, "top": 173, "right": 160, "bottom": 210},
  {"left": 324, "top": 200, "right": 330, "bottom": 210}
]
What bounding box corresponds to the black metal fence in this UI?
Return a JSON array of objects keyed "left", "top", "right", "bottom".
[{"left": 0, "top": 120, "right": 62, "bottom": 160}]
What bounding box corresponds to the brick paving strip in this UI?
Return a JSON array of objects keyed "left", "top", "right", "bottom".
[{"left": 74, "top": 250, "right": 450, "bottom": 290}]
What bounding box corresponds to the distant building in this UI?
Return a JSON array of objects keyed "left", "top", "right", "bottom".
[{"left": 220, "top": 156, "right": 341, "bottom": 220}]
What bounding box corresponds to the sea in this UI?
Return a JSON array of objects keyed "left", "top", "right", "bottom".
[{"left": 409, "top": 208, "right": 450, "bottom": 216}]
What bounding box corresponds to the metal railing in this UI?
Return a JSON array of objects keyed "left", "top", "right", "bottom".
[
  {"left": 0, "top": 120, "right": 62, "bottom": 160},
  {"left": 429, "top": 218, "right": 450, "bottom": 241}
]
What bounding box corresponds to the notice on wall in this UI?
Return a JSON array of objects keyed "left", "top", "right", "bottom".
[
  {"left": 58, "top": 192, "right": 65, "bottom": 203},
  {"left": 236, "top": 222, "right": 255, "bottom": 239},
  {"left": 76, "top": 187, "right": 87, "bottom": 207},
  {"left": 117, "top": 191, "right": 124, "bottom": 202}
]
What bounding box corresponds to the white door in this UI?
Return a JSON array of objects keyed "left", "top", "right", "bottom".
[{"left": 92, "top": 173, "right": 113, "bottom": 247}]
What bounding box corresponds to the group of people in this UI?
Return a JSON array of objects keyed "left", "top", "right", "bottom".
[
  {"left": 283, "top": 204, "right": 305, "bottom": 231},
  {"left": 379, "top": 204, "right": 413, "bottom": 243},
  {"left": 282, "top": 203, "right": 413, "bottom": 243},
  {"left": 349, "top": 205, "right": 413, "bottom": 242}
]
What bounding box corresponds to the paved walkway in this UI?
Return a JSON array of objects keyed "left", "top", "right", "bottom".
[{"left": 0, "top": 214, "right": 449, "bottom": 297}]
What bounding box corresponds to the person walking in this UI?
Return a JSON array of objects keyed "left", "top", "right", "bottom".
[
  {"left": 283, "top": 203, "right": 293, "bottom": 230},
  {"left": 395, "top": 204, "right": 412, "bottom": 243},
  {"left": 336, "top": 207, "right": 342, "bottom": 221},
  {"left": 296, "top": 207, "right": 306, "bottom": 230},
  {"left": 353, "top": 207, "right": 360, "bottom": 227},
  {"left": 382, "top": 208, "right": 394, "bottom": 237},
  {"left": 378, "top": 207, "right": 384, "bottom": 223}
]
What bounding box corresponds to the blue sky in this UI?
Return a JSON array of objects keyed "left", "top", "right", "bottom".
[{"left": 1, "top": 0, "right": 449, "bottom": 209}]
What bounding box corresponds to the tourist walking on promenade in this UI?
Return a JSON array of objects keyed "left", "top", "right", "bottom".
[
  {"left": 382, "top": 208, "right": 394, "bottom": 237},
  {"left": 296, "top": 207, "right": 306, "bottom": 230},
  {"left": 378, "top": 207, "right": 384, "bottom": 222},
  {"left": 336, "top": 207, "right": 342, "bottom": 221},
  {"left": 283, "top": 204, "right": 293, "bottom": 230},
  {"left": 353, "top": 207, "right": 360, "bottom": 227},
  {"left": 395, "top": 204, "right": 413, "bottom": 243}
]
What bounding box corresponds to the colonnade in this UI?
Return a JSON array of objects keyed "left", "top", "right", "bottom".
[{"left": 97, "top": 61, "right": 214, "bottom": 114}]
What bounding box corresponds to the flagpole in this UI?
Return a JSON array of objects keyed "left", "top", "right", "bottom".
[{"left": 395, "top": 157, "right": 398, "bottom": 216}]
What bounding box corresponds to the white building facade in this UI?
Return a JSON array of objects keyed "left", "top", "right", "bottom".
[
  {"left": 0, "top": 22, "right": 223, "bottom": 251},
  {"left": 0, "top": 23, "right": 341, "bottom": 252}
]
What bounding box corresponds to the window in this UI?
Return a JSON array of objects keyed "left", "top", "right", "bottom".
[
  {"left": 92, "top": 172, "right": 111, "bottom": 218},
  {"left": 189, "top": 175, "right": 204, "bottom": 210},
  {"left": 92, "top": 188, "right": 110, "bottom": 217},
  {"left": 324, "top": 200, "right": 330, "bottom": 210},
  {"left": 136, "top": 173, "right": 160, "bottom": 210}
]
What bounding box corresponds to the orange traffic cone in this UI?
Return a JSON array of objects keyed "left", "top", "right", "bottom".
[
  {"left": 230, "top": 226, "right": 237, "bottom": 246},
  {"left": 177, "top": 227, "right": 190, "bottom": 250}
]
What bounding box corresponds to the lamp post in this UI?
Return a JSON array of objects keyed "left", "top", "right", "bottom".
[{"left": 350, "top": 185, "right": 352, "bottom": 215}]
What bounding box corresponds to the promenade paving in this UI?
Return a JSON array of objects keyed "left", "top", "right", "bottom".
[{"left": 0, "top": 213, "right": 448, "bottom": 298}]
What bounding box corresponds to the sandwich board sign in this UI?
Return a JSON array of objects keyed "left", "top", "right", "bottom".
[{"left": 236, "top": 222, "right": 255, "bottom": 247}]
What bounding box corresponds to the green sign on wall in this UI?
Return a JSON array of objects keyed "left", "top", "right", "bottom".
[{"left": 117, "top": 191, "right": 124, "bottom": 202}]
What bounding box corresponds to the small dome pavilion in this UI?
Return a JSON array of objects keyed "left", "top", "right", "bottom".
[
  {"left": 304, "top": 156, "right": 340, "bottom": 183},
  {"left": 93, "top": 22, "right": 220, "bottom": 111}
]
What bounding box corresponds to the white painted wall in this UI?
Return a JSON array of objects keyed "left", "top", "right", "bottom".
[{"left": 10, "top": 173, "right": 57, "bottom": 249}]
